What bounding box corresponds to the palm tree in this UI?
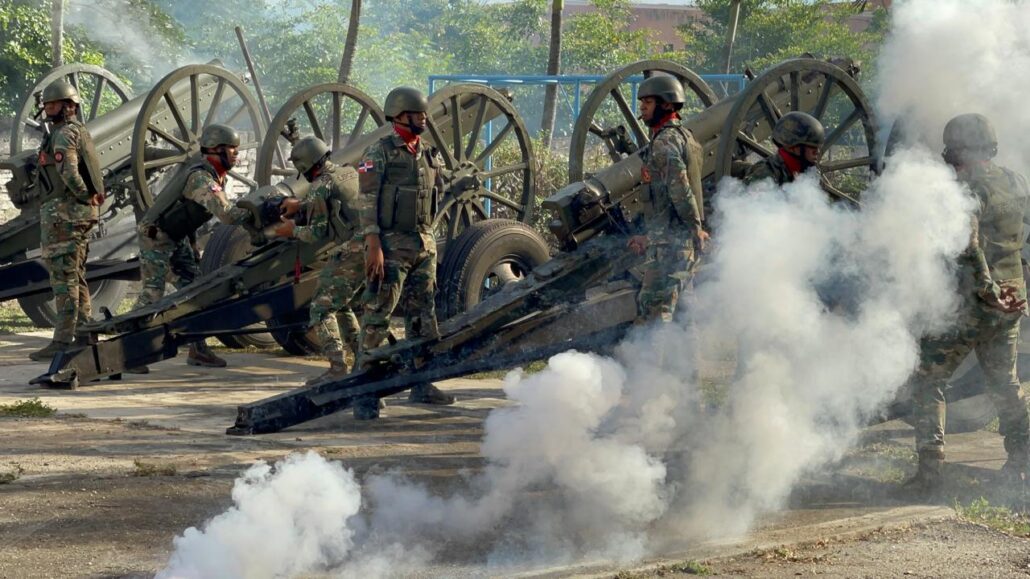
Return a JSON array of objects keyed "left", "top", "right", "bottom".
[
  {"left": 337, "top": 0, "right": 362, "bottom": 84},
  {"left": 540, "top": 0, "right": 563, "bottom": 149}
]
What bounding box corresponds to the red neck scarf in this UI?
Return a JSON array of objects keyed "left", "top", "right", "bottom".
[
  {"left": 650, "top": 112, "right": 680, "bottom": 136},
  {"left": 206, "top": 155, "right": 229, "bottom": 180},
  {"left": 778, "top": 148, "right": 805, "bottom": 177},
  {"left": 394, "top": 124, "right": 421, "bottom": 155}
]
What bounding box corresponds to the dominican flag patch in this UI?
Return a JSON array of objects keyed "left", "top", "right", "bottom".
[{"left": 357, "top": 160, "right": 374, "bottom": 173}]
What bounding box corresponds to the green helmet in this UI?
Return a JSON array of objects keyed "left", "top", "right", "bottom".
[
  {"left": 943, "top": 113, "right": 997, "bottom": 156},
  {"left": 772, "top": 112, "right": 825, "bottom": 148},
  {"left": 384, "top": 86, "right": 429, "bottom": 121},
  {"left": 42, "top": 80, "right": 80, "bottom": 104},
  {"left": 637, "top": 75, "right": 685, "bottom": 105},
  {"left": 199, "top": 124, "right": 241, "bottom": 149},
  {"left": 290, "top": 135, "right": 331, "bottom": 176}
]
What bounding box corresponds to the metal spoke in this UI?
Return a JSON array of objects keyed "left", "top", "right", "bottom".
[
  {"left": 819, "top": 155, "right": 875, "bottom": 173},
  {"left": 822, "top": 108, "right": 863, "bottom": 149},
  {"left": 143, "top": 153, "right": 188, "bottom": 171},
  {"left": 190, "top": 74, "right": 200, "bottom": 134},
  {"left": 238, "top": 139, "right": 260, "bottom": 152},
  {"left": 465, "top": 95, "right": 489, "bottom": 161},
  {"left": 348, "top": 107, "right": 369, "bottom": 144},
  {"left": 163, "top": 91, "right": 191, "bottom": 140},
  {"left": 24, "top": 118, "right": 41, "bottom": 129},
  {"left": 479, "top": 189, "right": 525, "bottom": 212},
  {"left": 224, "top": 102, "right": 248, "bottom": 126},
  {"left": 88, "top": 77, "right": 107, "bottom": 121},
  {"left": 480, "top": 162, "right": 528, "bottom": 181},
  {"left": 451, "top": 94, "right": 463, "bottom": 163},
  {"left": 69, "top": 72, "right": 84, "bottom": 124},
  {"left": 204, "top": 79, "right": 227, "bottom": 128},
  {"left": 470, "top": 198, "right": 489, "bottom": 220},
  {"left": 789, "top": 71, "right": 800, "bottom": 112},
  {"left": 227, "top": 169, "right": 258, "bottom": 189},
  {"left": 303, "top": 100, "right": 324, "bottom": 141},
  {"left": 610, "top": 86, "right": 647, "bottom": 148},
  {"left": 427, "top": 119, "right": 456, "bottom": 168},
  {"left": 811, "top": 75, "right": 836, "bottom": 119},
  {"left": 331, "top": 92, "right": 342, "bottom": 150},
  {"left": 737, "top": 131, "right": 774, "bottom": 157},
  {"left": 757, "top": 89, "right": 782, "bottom": 127},
  {"left": 147, "top": 123, "right": 189, "bottom": 151},
  {"left": 474, "top": 121, "right": 514, "bottom": 165}
]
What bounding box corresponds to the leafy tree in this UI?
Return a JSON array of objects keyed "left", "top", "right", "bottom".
[{"left": 561, "top": 0, "right": 658, "bottom": 73}]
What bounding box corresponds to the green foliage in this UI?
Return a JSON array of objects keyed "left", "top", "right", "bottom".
[
  {"left": 561, "top": 0, "right": 659, "bottom": 73},
  {"left": 131, "top": 458, "right": 177, "bottom": 477},
  {"left": 0, "top": 464, "right": 23, "bottom": 484},
  {"left": 0, "top": 397, "right": 57, "bottom": 417},
  {"left": 0, "top": 302, "right": 35, "bottom": 334},
  {"left": 957, "top": 497, "right": 1030, "bottom": 538}
]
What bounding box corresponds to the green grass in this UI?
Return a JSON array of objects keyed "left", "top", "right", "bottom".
[
  {"left": 956, "top": 497, "right": 1030, "bottom": 538},
  {"left": 0, "top": 302, "right": 36, "bottom": 334},
  {"left": 0, "top": 465, "right": 24, "bottom": 484},
  {"left": 131, "top": 459, "right": 177, "bottom": 477},
  {"left": 469, "top": 360, "right": 547, "bottom": 380},
  {"left": 613, "top": 560, "right": 712, "bottom": 578},
  {"left": 0, "top": 398, "right": 56, "bottom": 418}
]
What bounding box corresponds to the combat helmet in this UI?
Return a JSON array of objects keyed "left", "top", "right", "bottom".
[
  {"left": 772, "top": 112, "right": 825, "bottom": 149},
  {"left": 384, "top": 87, "right": 429, "bottom": 121},
  {"left": 199, "top": 124, "right": 241, "bottom": 149},
  {"left": 637, "top": 75, "right": 686, "bottom": 105},
  {"left": 943, "top": 113, "right": 997, "bottom": 159},
  {"left": 42, "top": 79, "right": 80, "bottom": 105},
  {"left": 290, "top": 135, "right": 331, "bottom": 176}
]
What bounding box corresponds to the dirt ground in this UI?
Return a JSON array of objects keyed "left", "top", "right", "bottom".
[{"left": 1, "top": 328, "right": 1029, "bottom": 578}]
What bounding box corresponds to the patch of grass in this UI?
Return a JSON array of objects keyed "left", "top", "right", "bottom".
[
  {"left": 0, "top": 465, "right": 24, "bottom": 484},
  {"left": 0, "top": 302, "right": 36, "bottom": 334},
  {"left": 470, "top": 360, "right": 547, "bottom": 380},
  {"left": 613, "top": 560, "right": 711, "bottom": 578},
  {"left": 957, "top": 497, "right": 1030, "bottom": 538},
  {"left": 0, "top": 398, "right": 56, "bottom": 418},
  {"left": 668, "top": 560, "right": 712, "bottom": 575},
  {"left": 131, "top": 459, "right": 177, "bottom": 477}
]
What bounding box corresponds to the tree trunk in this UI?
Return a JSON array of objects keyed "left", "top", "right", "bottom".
[
  {"left": 539, "top": 0, "right": 564, "bottom": 149},
  {"left": 722, "top": 0, "right": 742, "bottom": 74},
  {"left": 51, "top": 0, "right": 64, "bottom": 67},
  {"left": 337, "top": 0, "right": 362, "bottom": 84}
]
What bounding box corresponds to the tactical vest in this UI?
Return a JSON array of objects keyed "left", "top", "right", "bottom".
[
  {"left": 974, "top": 164, "right": 1029, "bottom": 283},
  {"left": 639, "top": 123, "right": 704, "bottom": 225},
  {"left": 37, "top": 119, "right": 104, "bottom": 203},
  {"left": 376, "top": 137, "right": 438, "bottom": 233},
  {"left": 149, "top": 162, "right": 221, "bottom": 242},
  {"left": 321, "top": 161, "right": 361, "bottom": 242}
]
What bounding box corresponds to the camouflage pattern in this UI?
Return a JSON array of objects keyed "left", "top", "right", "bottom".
[
  {"left": 38, "top": 119, "right": 101, "bottom": 343},
  {"left": 910, "top": 161, "right": 1030, "bottom": 461},
  {"left": 179, "top": 162, "right": 253, "bottom": 227},
  {"left": 636, "top": 119, "right": 703, "bottom": 320},
  {"left": 743, "top": 153, "right": 795, "bottom": 186},
  {"left": 357, "top": 134, "right": 442, "bottom": 349},
  {"left": 293, "top": 161, "right": 360, "bottom": 245}
]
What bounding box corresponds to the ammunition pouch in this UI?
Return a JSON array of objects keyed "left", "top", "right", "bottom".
[
  {"left": 156, "top": 198, "right": 213, "bottom": 242},
  {"left": 378, "top": 184, "right": 434, "bottom": 233}
]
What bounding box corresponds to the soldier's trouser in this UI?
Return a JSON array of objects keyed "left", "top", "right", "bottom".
[
  {"left": 637, "top": 238, "right": 695, "bottom": 323},
  {"left": 910, "top": 301, "right": 1029, "bottom": 459},
  {"left": 361, "top": 232, "right": 438, "bottom": 351},
  {"left": 309, "top": 240, "right": 364, "bottom": 359},
  {"left": 42, "top": 220, "right": 94, "bottom": 343},
  {"left": 135, "top": 224, "right": 198, "bottom": 308}
]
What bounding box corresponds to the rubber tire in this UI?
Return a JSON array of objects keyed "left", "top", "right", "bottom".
[
  {"left": 436, "top": 219, "right": 551, "bottom": 321},
  {"left": 199, "top": 224, "right": 278, "bottom": 349},
  {"left": 17, "top": 278, "right": 129, "bottom": 329}
]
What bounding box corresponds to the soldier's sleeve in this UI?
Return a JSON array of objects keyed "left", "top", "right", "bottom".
[
  {"left": 358, "top": 143, "right": 386, "bottom": 236},
  {"left": 965, "top": 195, "right": 1000, "bottom": 301},
  {"left": 292, "top": 181, "right": 330, "bottom": 244},
  {"left": 654, "top": 133, "right": 702, "bottom": 231},
  {"left": 742, "top": 159, "right": 773, "bottom": 186},
  {"left": 53, "top": 126, "right": 92, "bottom": 203},
  {"left": 183, "top": 172, "right": 253, "bottom": 226}
]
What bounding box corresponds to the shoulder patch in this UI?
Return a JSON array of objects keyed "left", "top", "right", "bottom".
[
  {"left": 358, "top": 160, "right": 374, "bottom": 173},
  {"left": 209, "top": 183, "right": 222, "bottom": 193},
  {"left": 54, "top": 151, "right": 64, "bottom": 163}
]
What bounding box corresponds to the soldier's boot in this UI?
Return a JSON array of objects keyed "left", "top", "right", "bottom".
[
  {"left": 125, "top": 365, "right": 151, "bottom": 375},
  {"left": 306, "top": 354, "right": 349, "bottom": 386},
  {"left": 28, "top": 340, "right": 71, "bottom": 362},
  {"left": 187, "top": 341, "right": 227, "bottom": 368},
  {"left": 901, "top": 449, "right": 944, "bottom": 497},
  {"left": 353, "top": 395, "right": 386, "bottom": 420},
  {"left": 408, "top": 382, "right": 455, "bottom": 405}
]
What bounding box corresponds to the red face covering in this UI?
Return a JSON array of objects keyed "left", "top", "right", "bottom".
[
  {"left": 394, "top": 123, "right": 421, "bottom": 155},
  {"left": 777, "top": 147, "right": 805, "bottom": 177},
  {"left": 206, "top": 154, "right": 229, "bottom": 179},
  {"left": 650, "top": 111, "right": 680, "bottom": 135}
]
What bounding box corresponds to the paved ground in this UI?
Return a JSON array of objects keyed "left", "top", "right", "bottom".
[{"left": 0, "top": 328, "right": 1028, "bottom": 578}]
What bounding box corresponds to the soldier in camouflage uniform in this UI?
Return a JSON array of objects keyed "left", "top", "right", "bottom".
[
  {"left": 743, "top": 111, "right": 825, "bottom": 186},
  {"left": 131, "top": 124, "right": 255, "bottom": 370},
  {"left": 628, "top": 76, "right": 709, "bottom": 322},
  {"left": 904, "top": 114, "right": 1030, "bottom": 495},
  {"left": 29, "top": 80, "right": 106, "bottom": 361},
  {"left": 356, "top": 86, "right": 453, "bottom": 419},
  {"left": 273, "top": 136, "right": 365, "bottom": 386}
]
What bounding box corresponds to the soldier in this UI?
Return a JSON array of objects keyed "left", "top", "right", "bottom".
[
  {"left": 130, "top": 124, "right": 255, "bottom": 370},
  {"left": 627, "top": 75, "right": 709, "bottom": 322},
  {"left": 273, "top": 136, "right": 364, "bottom": 385},
  {"left": 903, "top": 113, "right": 1030, "bottom": 494},
  {"left": 29, "top": 80, "right": 106, "bottom": 361},
  {"left": 743, "top": 111, "right": 825, "bottom": 186},
  {"left": 355, "top": 86, "right": 453, "bottom": 419}
]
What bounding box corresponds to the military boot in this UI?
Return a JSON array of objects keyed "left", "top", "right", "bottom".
[
  {"left": 306, "top": 354, "right": 349, "bottom": 386},
  {"left": 408, "top": 382, "right": 455, "bottom": 405},
  {"left": 187, "top": 341, "right": 227, "bottom": 368},
  {"left": 353, "top": 395, "right": 386, "bottom": 420},
  {"left": 901, "top": 449, "right": 944, "bottom": 498},
  {"left": 28, "top": 340, "right": 71, "bottom": 362}
]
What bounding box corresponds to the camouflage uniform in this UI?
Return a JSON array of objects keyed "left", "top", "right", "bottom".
[
  {"left": 135, "top": 159, "right": 253, "bottom": 307},
  {"left": 37, "top": 119, "right": 101, "bottom": 344},
  {"left": 743, "top": 152, "right": 795, "bottom": 186},
  {"left": 910, "top": 162, "right": 1030, "bottom": 465},
  {"left": 357, "top": 134, "right": 443, "bottom": 350},
  {"left": 294, "top": 161, "right": 364, "bottom": 365},
  {"left": 636, "top": 118, "right": 704, "bottom": 321}
]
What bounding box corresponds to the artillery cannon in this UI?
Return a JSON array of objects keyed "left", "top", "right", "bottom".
[
  {"left": 225, "top": 56, "right": 883, "bottom": 434},
  {"left": 31, "top": 82, "right": 543, "bottom": 388},
  {"left": 0, "top": 62, "right": 265, "bottom": 326}
]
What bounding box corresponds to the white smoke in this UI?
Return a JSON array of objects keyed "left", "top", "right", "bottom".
[{"left": 877, "top": 0, "right": 1030, "bottom": 171}]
